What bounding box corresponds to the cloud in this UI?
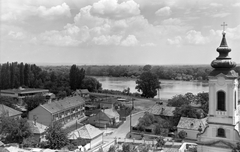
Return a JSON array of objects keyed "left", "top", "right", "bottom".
[
  {"left": 167, "top": 36, "right": 182, "bottom": 45},
  {"left": 209, "top": 3, "right": 222, "bottom": 7},
  {"left": 185, "top": 30, "right": 210, "bottom": 45},
  {"left": 37, "top": 3, "right": 71, "bottom": 19},
  {"left": 155, "top": 6, "right": 172, "bottom": 16},
  {"left": 8, "top": 31, "right": 25, "bottom": 40},
  {"left": 212, "top": 12, "right": 230, "bottom": 18},
  {"left": 121, "top": 35, "right": 138, "bottom": 46},
  {"left": 39, "top": 30, "right": 81, "bottom": 46},
  {"left": 162, "top": 18, "right": 182, "bottom": 25},
  {"left": 74, "top": 5, "right": 105, "bottom": 28},
  {"left": 90, "top": 0, "right": 140, "bottom": 19},
  {"left": 92, "top": 35, "right": 122, "bottom": 45},
  {"left": 232, "top": 2, "right": 240, "bottom": 7}
]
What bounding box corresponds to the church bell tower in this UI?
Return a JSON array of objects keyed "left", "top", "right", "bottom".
[{"left": 197, "top": 23, "right": 240, "bottom": 152}]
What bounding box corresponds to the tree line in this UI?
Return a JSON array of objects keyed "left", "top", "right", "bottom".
[
  {"left": 41, "top": 64, "right": 240, "bottom": 81},
  {"left": 0, "top": 62, "right": 102, "bottom": 98}
]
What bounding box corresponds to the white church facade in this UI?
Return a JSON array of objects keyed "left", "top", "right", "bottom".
[{"left": 197, "top": 25, "right": 240, "bottom": 151}]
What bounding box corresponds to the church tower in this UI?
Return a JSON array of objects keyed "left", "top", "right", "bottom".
[{"left": 197, "top": 24, "right": 240, "bottom": 152}]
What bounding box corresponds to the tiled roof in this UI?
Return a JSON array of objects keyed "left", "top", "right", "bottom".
[
  {"left": 0, "top": 104, "right": 22, "bottom": 117},
  {"left": 103, "top": 108, "right": 119, "bottom": 118},
  {"left": 177, "top": 117, "right": 208, "bottom": 131},
  {"left": 68, "top": 124, "right": 103, "bottom": 140},
  {"left": 41, "top": 96, "right": 85, "bottom": 114},
  {"left": 81, "top": 89, "right": 89, "bottom": 94},
  {"left": 27, "top": 120, "right": 48, "bottom": 134},
  {"left": 1, "top": 88, "right": 49, "bottom": 94},
  {"left": 148, "top": 104, "right": 176, "bottom": 116}
]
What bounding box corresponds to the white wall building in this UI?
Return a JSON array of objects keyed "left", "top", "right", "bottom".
[{"left": 197, "top": 30, "right": 240, "bottom": 151}]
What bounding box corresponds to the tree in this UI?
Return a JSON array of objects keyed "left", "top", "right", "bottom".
[
  {"left": 0, "top": 117, "right": 32, "bottom": 144},
  {"left": 69, "top": 65, "right": 85, "bottom": 90},
  {"left": 22, "top": 136, "right": 39, "bottom": 148},
  {"left": 136, "top": 71, "right": 160, "bottom": 98},
  {"left": 156, "top": 136, "right": 166, "bottom": 150},
  {"left": 45, "top": 122, "right": 69, "bottom": 149},
  {"left": 178, "top": 130, "right": 187, "bottom": 140},
  {"left": 81, "top": 77, "right": 102, "bottom": 92},
  {"left": 143, "top": 64, "right": 152, "bottom": 72},
  {"left": 24, "top": 95, "right": 46, "bottom": 112},
  {"left": 108, "top": 145, "right": 116, "bottom": 152}
]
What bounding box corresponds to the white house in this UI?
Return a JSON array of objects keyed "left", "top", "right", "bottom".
[
  {"left": 68, "top": 124, "right": 103, "bottom": 149},
  {"left": 177, "top": 117, "right": 207, "bottom": 140}
]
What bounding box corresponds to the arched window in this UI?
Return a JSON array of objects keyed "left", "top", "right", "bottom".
[
  {"left": 217, "top": 128, "right": 225, "bottom": 137},
  {"left": 217, "top": 91, "right": 225, "bottom": 111}
]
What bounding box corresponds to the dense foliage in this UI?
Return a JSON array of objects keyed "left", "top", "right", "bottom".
[
  {"left": 0, "top": 116, "right": 32, "bottom": 144},
  {"left": 24, "top": 95, "right": 46, "bottom": 112},
  {"left": 168, "top": 92, "right": 209, "bottom": 119},
  {"left": 0, "top": 62, "right": 102, "bottom": 98},
  {"left": 136, "top": 70, "right": 161, "bottom": 98},
  {"left": 69, "top": 64, "right": 85, "bottom": 90},
  {"left": 45, "top": 122, "right": 69, "bottom": 149}
]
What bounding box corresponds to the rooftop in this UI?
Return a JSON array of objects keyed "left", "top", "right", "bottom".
[
  {"left": 1, "top": 87, "right": 49, "bottom": 94},
  {"left": 177, "top": 117, "right": 208, "bottom": 131},
  {"left": 103, "top": 108, "right": 119, "bottom": 118},
  {"left": 41, "top": 96, "right": 85, "bottom": 114},
  {"left": 68, "top": 124, "right": 103, "bottom": 140},
  {"left": 148, "top": 104, "right": 176, "bottom": 116},
  {"left": 0, "top": 104, "right": 22, "bottom": 117}
]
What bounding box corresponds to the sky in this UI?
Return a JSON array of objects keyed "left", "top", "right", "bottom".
[{"left": 1, "top": 0, "right": 240, "bottom": 65}]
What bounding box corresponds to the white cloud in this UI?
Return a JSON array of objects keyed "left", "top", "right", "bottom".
[
  {"left": 121, "top": 35, "right": 138, "bottom": 46},
  {"left": 185, "top": 30, "right": 210, "bottom": 45},
  {"left": 212, "top": 12, "right": 230, "bottom": 18},
  {"left": 8, "top": 31, "right": 25, "bottom": 40},
  {"left": 90, "top": 0, "right": 140, "bottom": 19},
  {"left": 162, "top": 18, "right": 182, "bottom": 25},
  {"left": 74, "top": 5, "right": 105, "bottom": 28},
  {"left": 92, "top": 35, "right": 122, "bottom": 45},
  {"left": 167, "top": 36, "right": 182, "bottom": 45},
  {"left": 39, "top": 30, "right": 81, "bottom": 46},
  {"left": 37, "top": 3, "right": 71, "bottom": 19},
  {"left": 141, "top": 43, "right": 156, "bottom": 47},
  {"left": 232, "top": 2, "right": 240, "bottom": 7},
  {"left": 155, "top": 6, "right": 172, "bottom": 16},
  {"left": 209, "top": 3, "right": 222, "bottom": 7}
]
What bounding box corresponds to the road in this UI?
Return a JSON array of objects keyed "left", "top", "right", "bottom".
[{"left": 105, "top": 111, "right": 145, "bottom": 140}]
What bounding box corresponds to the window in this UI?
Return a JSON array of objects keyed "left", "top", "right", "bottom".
[
  {"left": 217, "top": 128, "right": 225, "bottom": 137},
  {"left": 217, "top": 91, "right": 225, "bottom": 111}
]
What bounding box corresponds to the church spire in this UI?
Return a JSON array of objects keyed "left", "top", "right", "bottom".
[{"left": 211, "top": 22, "right": 236, "bottom": 70}]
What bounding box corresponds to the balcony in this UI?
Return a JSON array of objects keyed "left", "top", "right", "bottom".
[{"left": 216, "top": 111, "right": 227, "bottom": 116}]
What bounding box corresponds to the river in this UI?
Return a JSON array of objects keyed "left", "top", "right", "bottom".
[{"left": 94, "top": 76, "right": 209, "bottom": 99}]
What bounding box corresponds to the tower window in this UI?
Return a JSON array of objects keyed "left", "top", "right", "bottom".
[
  {"left": 217, "top": 91, "right": 225, "bottom": 111},
  {"left": 217, "top": 128, "right": 225, "bottom": 137}
]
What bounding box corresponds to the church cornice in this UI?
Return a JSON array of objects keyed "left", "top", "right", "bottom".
[{"left": 197, "top": 139, "right": 236, "bottom": 149}]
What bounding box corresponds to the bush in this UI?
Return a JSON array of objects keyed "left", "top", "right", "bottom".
[{"left": 178, "top": 130, "right": 187, "bottom": 140}]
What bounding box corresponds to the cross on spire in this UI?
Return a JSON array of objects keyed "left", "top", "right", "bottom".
[{"left": 221, "top": 22, "right": 227, "bottom": 31}]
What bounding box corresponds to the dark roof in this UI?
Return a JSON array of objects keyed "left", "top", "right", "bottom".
[
  {"left": 1, "top": 88, "right": 49, "bottom": 94},
  {"left": 80, "top": 89, "right": 89, "bottom": 94},
  {"left": 148, "top": 104, "right": 175, "bottom": 116},
  {"left": 41, "top": 96, "right": 85, "bottom": 114},
  {"left": 0, "top": 104, "right": 22, "bottom": 117}
]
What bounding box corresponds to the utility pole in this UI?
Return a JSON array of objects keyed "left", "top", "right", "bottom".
[{"left": 130, "top": 98, "right": 134, "bottom": 137}]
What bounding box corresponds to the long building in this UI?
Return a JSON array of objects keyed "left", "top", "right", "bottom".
[
  {"left": 28, "top": 96, "right": 85, "bottom": 127},
  {"left": 0, "top": 87, "right": 49, "bottom": 103}
]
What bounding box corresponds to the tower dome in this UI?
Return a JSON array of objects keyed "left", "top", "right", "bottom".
[{"left": 209, "top": 30, "right": 238, "bottom": 77}]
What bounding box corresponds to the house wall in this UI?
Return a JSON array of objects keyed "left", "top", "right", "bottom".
[
  {"left": 90, "top": 134, "right": 103, "bottom": 148},
  {"left": 197, "top": 145, "right": 233, "bottom": 152},
  {"left": 178, "top": 128, "right": 198, "bottom": 140},
  {"left": 88, "top": 112, "right": 111, "bottom": 127},
  {"left": 28, "top": 106, "right": 52, "bottom": 127}
]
